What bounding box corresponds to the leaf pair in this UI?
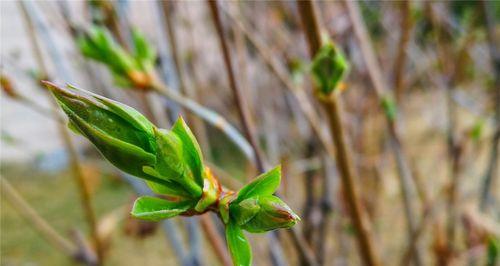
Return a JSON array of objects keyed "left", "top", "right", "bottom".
[{"left": 224, "top": 166, "right": 300, "bottom": 266}]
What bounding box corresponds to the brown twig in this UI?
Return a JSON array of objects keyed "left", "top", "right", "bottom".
[
  {"left": 343, "top": 1, "right": 425, "bottom": 264},
  {"left": 298, "top": 1, "right": 380, "bottom": 265},
  {"left": 393, "top": 1, "right": 413, "bottom": 103},
  {"left": 19, "top": 2, "right": 104, "bottom": 263}
]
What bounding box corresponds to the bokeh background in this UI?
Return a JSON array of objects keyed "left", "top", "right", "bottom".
[{"left": 1, "top": 1, "right": 499, "bottom": 265}]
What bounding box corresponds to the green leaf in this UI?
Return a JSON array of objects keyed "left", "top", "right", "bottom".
[
  {"left": 230, "top": 198, "right": 260, "bottom": 226},
  {"left": 142, "top": 166, "right": 192, "bottom": 198},
  {"left": 487, "top": 236, "right": 499, "bottom": 266},
  {"left": 236, "top": 166, "right": 281, "bottom": 203},
  {"left": 131, "top": 196, "right": 193, "bottom": 221},
  {"left": 171, "top": 117, "right": 204, "bottom": 187},
  {"left": 470, "top": 119, "right": 485, "bottom": 141},
  {"left": 226, "top": 221, "right": 252, "bottom": 266},
  {"left": 154, "top": 128, "right": 202, "bottom": 197},
  {"left": 132, "top": 29, "right": 156, "bottom": 70}
]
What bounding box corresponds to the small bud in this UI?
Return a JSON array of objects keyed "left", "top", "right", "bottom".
[
  {"left": 232, "top": 195, "right": 299, "bottom": 233},
  {"left": 78, "top": 27, "right": 156, "bottom": 89},
  {"left": 380, "top": 94, "right": 397, "bottom": 121},
  {"left": 311, "top": 41, "right": 349, "bottom": 95},
  {"left": 1, "top": 75, "right": 18, "bottom": 98}
]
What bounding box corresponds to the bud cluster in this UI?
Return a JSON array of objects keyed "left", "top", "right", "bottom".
[{"left": 46, "top": 82, "right": 299, "bottom": 266}]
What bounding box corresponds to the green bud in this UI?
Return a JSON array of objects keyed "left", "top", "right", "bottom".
[
  {"left": 131, "top": 196, "right": 194, "bottom": 222},
  {"left": 231, "top": 195, "right": 299, "bottom": 233},
  {"left": 380, "top": 94, "right": 397, "bottom": 121},
  {"left": 229, "top": 166, "right": 299, "bottom": 233},
  {"left": 45, "top": 82, "right": 202, "bottom": 198},
  {"left": 45, "top": 82, "right": 157, "bottom": 178},
  {"left": 78, "top": 26, "right": 156, "bottom": 89},
  {"left": 311, "top": 41, "right": 349, "bottom": 95}
]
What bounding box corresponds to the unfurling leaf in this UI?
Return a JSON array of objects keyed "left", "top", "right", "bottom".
[
  {"left": 131, "top": 196, "right": 193, "bottom": 221},
  {"left": 235, "top": 166, "right": 281, "bottom": 203},
  {"left": 311, "top": 41, "right": 349, "bottom": 95},
  {"left": 226, "top": 221, "right": 252, "bottom": 266}
]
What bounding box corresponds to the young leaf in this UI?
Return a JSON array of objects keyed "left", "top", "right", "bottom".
[
  {"left": 230, "top": 198, "right": 260, "bottom": 226},
  {"left": 171, "top": 117, "right": 204, "bottom": 187},
  {"left": 236, "top": 166, "right": 281, "bottom": 203},
  {"left": 131, "top": 196, "right": 193, "bottom": 221},
  {"left": 226, "top": 221, "right": 252, "bottom": 266},
  {"left": 153, "top": 128, "right": 202, "bottom": 197}
]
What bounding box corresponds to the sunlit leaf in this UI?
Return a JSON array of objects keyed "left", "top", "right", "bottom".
[
  {"left": 131, "top": 196, "right": 193, "bottom": 221},
  {"left": 226, "top": 221, "right": 252, "bottom": 266}
]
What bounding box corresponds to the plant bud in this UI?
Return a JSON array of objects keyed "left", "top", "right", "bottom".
[
  {"left": 44, "top": 82, "right": 165, "bottom": 184},
  {"left": 311, "top": 41, "right": 349, "bottom": 95},
  {"left": 78, "top": 27, "right": 156, "bottom": 89},
  {"left": 231, "top": 195, "right": 299, "bottom": 233}
]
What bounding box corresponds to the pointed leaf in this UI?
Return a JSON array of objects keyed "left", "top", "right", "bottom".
[
  {"left": 236, "top": 166, "right": 281, "bottom": 203},
  {"left": 171, "top": 117, "right": 204, "bottom": 187},
  {"left": 154, "top": 128, "right": 202, "bottom": 197},
  {"left": 226, "top": 221, "right": 252, "bottom": 266},
  {"left": 131, "top": 196, "right": 192, "bottom": 221}
]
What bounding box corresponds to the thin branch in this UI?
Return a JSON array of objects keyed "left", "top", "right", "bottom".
[
  {"left": 479, "top": 0, "right": 500, "bottom": 212},
  {"left": 393, "top": 1, "right": 413, "bottom": 102},
  {"left": 151, "top": 80, "right": 254, "bottom": 163},
  {"left": 208, "top": 1, "right": 319, "bottom": 266},
  {"left": 0, "top": 176, "right": 79, "bottom": 259},
  {"left": 298, "top": 1, "right": 380, "bottom": 265},
  {"left": 221, "top": 7, "right": 335, "bottom": 159},
  {"left": 19, "top": 2, "right": 104, "bottom": 263},
  {"left": 343, "top": 1, "right": 423, "bottom": 264}
]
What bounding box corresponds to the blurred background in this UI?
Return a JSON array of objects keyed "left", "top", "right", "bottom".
[{"left": 1, "top": 0, "right": 499, "bottom": 265}]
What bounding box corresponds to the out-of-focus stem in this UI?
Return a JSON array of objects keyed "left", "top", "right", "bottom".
[
  {"left": 19, "top": 2, "right": 104, "bottom": 263},
  {"left": 479, "top": 0, "right": 500, "bottom": 212},
  {"left": 393, "top": 0, "right": 412, "bottom": 102},
  {"left": 208, "top": 1, "right": 318, "bottom": 265},
  {"left": 343, "top": 1, "right": 426, "bottom": 264},
  {"left": 161, "top": 0, "right": 211, "bottom": 156},
  {"left": 298, "top": 1, "right": 380, "bottom": 265},
  {"left": 0, "top": 176, "right": 79, "bottom": 259},
  {"left": 208, "top": 0, "right": 265, "bottom": 172}
]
